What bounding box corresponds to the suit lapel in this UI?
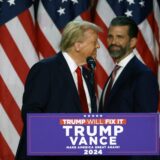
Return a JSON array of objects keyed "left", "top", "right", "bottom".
[
  {"left": 108, "top": 57, "right": 136, "bottom": 102},
  {"left": 56, "top": 52, "right": 82, "bottom": 112}
]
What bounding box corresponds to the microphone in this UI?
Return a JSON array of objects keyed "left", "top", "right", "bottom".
[
  {"left": 86, "top": 57, "right": 96, "bottom": 87},
  {"left": 86, "top": 57, "right": 97, "bottom": 112},
  {"left": 86, "top": 57, "right": 96, "bottom": 71}
]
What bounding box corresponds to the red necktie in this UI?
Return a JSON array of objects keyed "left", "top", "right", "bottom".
[
  {"left": 104, "top": 65, "right": 120, "bottom": 106},
  {"left": 76, "top": 67, "right": 89, "bottom": 113}
]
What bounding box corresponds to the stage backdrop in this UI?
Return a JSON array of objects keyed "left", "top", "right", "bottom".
[{"left": 0, "top": 0, "right": 160, "bottom": 159}]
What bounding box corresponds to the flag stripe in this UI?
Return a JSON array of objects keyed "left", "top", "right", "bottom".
[
  {"left": 0, "top": 77, "right": 23, "bottom": 135},
  {"left": 148, "top": 13, "right": 160, "bottom": 51},
  {"left": 0, "top": 45, "right": 24, "bottom": 108},
  {"left": 0, "top": 103, "right": 20, "bottom": 155},
  {"left": 0, "top": 25, "right": 29, "bottom": 84},
  {"left": 94, "top": 12, "right": 109, "bottom": 49},
  {"left": 153, "top": 0, "right": 160, "bottom": 31},
  {"left": 29, "top": 6, "right": 35, "bottom": 25},
  {"left": 37, "top": 25, "right": 56, "bottom": 57},
  {"left": 37, "top": 1, "right": 61, "bottom": 53},
  {"left": 79, "top": 9, "right": 91, "bottom": 20},
  {"left": 96, "top": 0, "right": 116, "bottom": 26},
  {"left": 147, "top": 13, "right": 160, "bottom": 63},
  {"left": 139, "top": 18, "right": 158, "bottom": 59},
  {"left": 6, "top": 18, "right": 38, "bottom": 68},
  {"left": 0, "top": 133, "right": 14, "bottom": 160},
  {"left": 18, "top": 8, "right": 38, "bottom": 54},
  {"left": 136, "top": 31, "right": 157, "bottom": 74}
]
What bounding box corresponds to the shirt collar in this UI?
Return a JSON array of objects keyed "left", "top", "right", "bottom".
[
  {"left": 117, "top": 52, "right": 135, "bottom": 68},
  {"left": 62, "top": 52, "right": 78, "bottom": 73}
]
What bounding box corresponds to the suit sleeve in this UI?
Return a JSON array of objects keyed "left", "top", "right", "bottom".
[
  {"left": 133, "top": 71, "right": 159, "bottom": 112},
  {"left": 22, "top": 62, "right": 51, "bottom": 121}
]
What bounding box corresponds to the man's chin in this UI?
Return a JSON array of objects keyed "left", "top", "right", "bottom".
[{"left": 109, "top": 52, "right": 121, "bottom": 58}]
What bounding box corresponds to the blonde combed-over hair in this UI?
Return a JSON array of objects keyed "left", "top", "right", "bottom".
[{"left": 60, "top": 20, "right": 102, "bottom": 51}]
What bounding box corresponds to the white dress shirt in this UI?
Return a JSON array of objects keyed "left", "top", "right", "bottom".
[
  {"left": 63, "top": 52, "right": 91, "bottom": 113},
  {"left": 102, "top": 53, "right": 135, "bottom": 105},
  {"left": 113, "top": 52, "right": 135, "bottom": 85}
]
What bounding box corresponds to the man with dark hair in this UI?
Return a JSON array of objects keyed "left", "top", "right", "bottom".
[
  {"left": 99, "top": 16, "right": 158, "bottom": 113},
  {"left": 99, "top": 16, "right": 159, "bottom": 160}
]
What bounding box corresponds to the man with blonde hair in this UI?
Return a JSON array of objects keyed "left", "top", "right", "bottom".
[{"left": 16, "top": 20, "right": 102, "bottom": 160}]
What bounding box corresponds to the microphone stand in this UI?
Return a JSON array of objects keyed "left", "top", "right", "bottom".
[
  {"left": 86, "top": 57, "right": 96, "bottom": 87},
  {"left": 86, "top": 57, "right": 97, "bottom": 112},
  {"left": 90, "top": 68, "right": 95, "bottom": 90}
]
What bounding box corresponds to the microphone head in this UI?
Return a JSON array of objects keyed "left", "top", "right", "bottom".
[{"left": 86, "top": 57, "right": 96, "bottom": 70}]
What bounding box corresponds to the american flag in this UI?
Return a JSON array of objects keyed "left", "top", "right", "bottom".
[
  {"left": 0, "top": 0, "right": 160, "bottom": 159},
  {"left": 0, "top": 0, "right": 39, "bottom": 159}
]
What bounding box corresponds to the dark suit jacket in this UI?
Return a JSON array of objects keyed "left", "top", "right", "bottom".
[
  {"left": 99, "top": 56, "right": 159, "bottom": 113},
  {"left": 99, "top": 56, "right": 159, "bottom": 160},
  {"left": 16, "top": 52, "right": 97, "bottom": 160}
]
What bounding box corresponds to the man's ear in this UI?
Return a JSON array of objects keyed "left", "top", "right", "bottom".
[
  {"left": 74, "top": 42, "right": 81, "bottom": 52},
  {"left": 130, "top": 37, "right": 137, "bottom": 49}
]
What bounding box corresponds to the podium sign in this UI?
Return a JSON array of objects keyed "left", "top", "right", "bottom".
[{"left": 27, "top": 113, "right": 159, "bottom": 156}]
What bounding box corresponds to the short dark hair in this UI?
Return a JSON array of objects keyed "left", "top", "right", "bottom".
[{"left": 110, "top": 16, "right": 138, "bottom": 38}]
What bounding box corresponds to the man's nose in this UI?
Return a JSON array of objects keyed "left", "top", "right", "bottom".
[{"left": 110, "top": 37, "right": 118, "bottom": 45}]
